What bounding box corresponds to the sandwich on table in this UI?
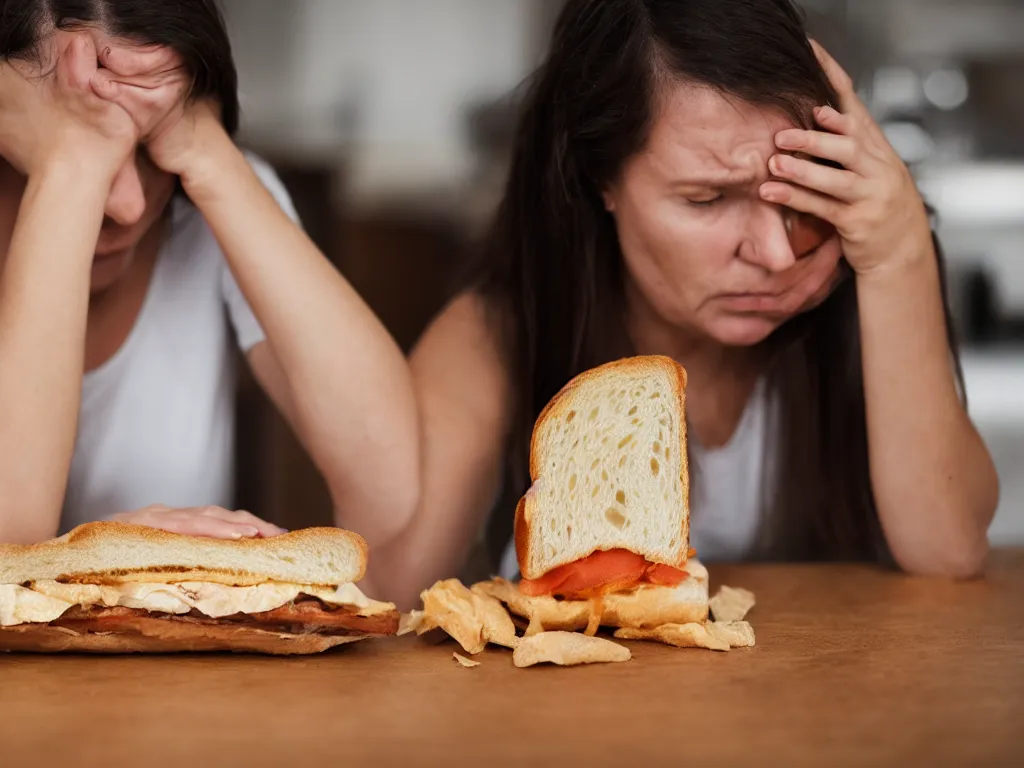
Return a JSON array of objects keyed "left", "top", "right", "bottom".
[
  {"left": 0, "top": 522, "right": 399, "bottom": 655},
  {"left": 478, "top": 355, "right": 710, "bottom": 634},
  {"left": 416, "top": 356, "right": 755, "bottom": 664}
]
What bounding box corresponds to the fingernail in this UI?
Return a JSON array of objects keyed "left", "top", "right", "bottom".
[
  {"left": 776, "top": 130, "right": 804, "bottom": 149},
  {"left": 769, "top": 155, "right": 786, "bottom": 175},
  {"left": 760, "top": 183, "right": 783, "bottom": 202}
]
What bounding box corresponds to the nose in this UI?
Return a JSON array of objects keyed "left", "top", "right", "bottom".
[
  {"left": 104, "top": 160, "right": 146, "bottom": 227},
  {"left": 738, "top": 202, "right": 796, "bottom": 273}
]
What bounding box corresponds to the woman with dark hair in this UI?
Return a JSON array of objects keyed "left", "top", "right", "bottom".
[
  {"left": 367, "top": 0, "right": 998, "bottom": 608},
  {"left": 0, "top": 1, "right": 418, "bottom": 544}
]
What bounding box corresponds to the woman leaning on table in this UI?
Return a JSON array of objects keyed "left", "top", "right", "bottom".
[
  {"left": 0, "top": 1, "right": 418, "bottom": 545},
  {"left": 364, "top": 0, "right": 999, "bottom": 608}
]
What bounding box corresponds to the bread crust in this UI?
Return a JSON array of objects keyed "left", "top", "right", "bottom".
[
  {"left": 0, "top": 522, "right": 369, "bottom": 586},
  {"left": 515, "top": 355, "right": 689, "bottom": 578}
]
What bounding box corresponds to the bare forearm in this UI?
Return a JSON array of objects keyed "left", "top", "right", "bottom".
[
  {"left": 857, "top": 249, "right": 998, "bottom": 577},
  {"left": 0, "top": 168, "right": 105, "bottom": 542},
  {"left": 365, "top": 398, "right": 509, "bottom": 609},
  {"left": 184, "top": 144, "right": 419, "bottom": 542},
  {"left": 366, "top": 499, "right": 487, "bottom": 610}
]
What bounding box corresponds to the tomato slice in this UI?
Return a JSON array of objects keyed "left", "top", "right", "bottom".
[{"left": 519, "top": 548, "right": 689, "bottom": 599}]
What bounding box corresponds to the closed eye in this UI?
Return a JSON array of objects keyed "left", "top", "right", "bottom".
[{"left": 687, "top": 195, "right": 724, "bottom": 207}]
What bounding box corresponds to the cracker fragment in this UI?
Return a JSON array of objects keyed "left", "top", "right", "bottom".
[
  {"left": 614, "top": 622, "right": 730, "bottom": 652},
  {"left": 512, "top": 631, "right": 631, "bottom": 668},
  {"left": 453, "top": 652, "right": 481, "bottom": 668},
  {"left": 524, "top": 614, "right": 545, "bottom": 637},
  {"left": 418, "top": 579, "right": 518, "bottom": 654},
  {"left": 707, "top": 620, "right": 755, "bottom": 648},
  {"left": 709, "top": 585, "right": 755, "bottom": 622},
  {"left": 397, "top": 610, "right": 425, "bottom": 636}
]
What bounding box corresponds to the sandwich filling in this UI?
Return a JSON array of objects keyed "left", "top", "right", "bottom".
[
  {"left": 0, "top": 580, "right": 398, "bottom": 636},
  {"left": 519, "top": 548, "right": 695, "bottom": 600}
]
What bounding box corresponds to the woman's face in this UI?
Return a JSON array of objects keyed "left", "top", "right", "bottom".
[
  {"left": 603, "top": 84, "right": 843, "bottom": 348},
  {"left": 91, "top": 148, "right": 177, "bottom": 292}
]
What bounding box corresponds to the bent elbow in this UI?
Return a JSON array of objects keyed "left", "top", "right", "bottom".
[
  {"left": 945, "top": 542, "right": 989, "bottom": 579},
  {"left": 331, "top": 475, "right": 421, "bottom": 551},
  {"left": 894, "top": 538, "right": 989, "bottom": 580},
  {"left": 361, "top": 553, "right": 425, "bottom": 612}
]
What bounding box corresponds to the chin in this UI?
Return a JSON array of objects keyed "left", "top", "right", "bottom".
[
  {"left": 705, "top": 313, "right": 786, "bottom": 347},
  {"left": 89, "top": 251, "right": 135, "bottom": 294}
]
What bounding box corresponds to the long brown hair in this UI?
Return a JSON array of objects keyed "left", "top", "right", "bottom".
[{"left": 467, "top": 0, "right": 965, "bottom": 564}]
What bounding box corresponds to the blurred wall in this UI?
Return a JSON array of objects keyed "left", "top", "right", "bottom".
[{"left": 223, "top": 0, "right": 548, "bottom": 206}]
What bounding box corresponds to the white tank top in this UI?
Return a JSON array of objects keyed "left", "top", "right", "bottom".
[
  {"left": 686, "top": 378, "right": 769, "bottom": 562},
  {"left": 58, "top": 154, "right": 298, "bottom": 532},
  {"left": 498, "top": 380, "right": 771, "bottom": 579}
]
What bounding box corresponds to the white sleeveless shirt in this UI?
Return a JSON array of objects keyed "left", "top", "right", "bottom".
[
  {"left": 59, "top": 154, "right": 298, "bottom": 533},
  {"left": 498, "top": 379, "right": 771, "bottom": 579}
]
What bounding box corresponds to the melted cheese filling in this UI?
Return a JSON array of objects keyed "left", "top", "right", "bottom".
[{"left": 0, "top": 581, "right": 393, "bottom": 627}]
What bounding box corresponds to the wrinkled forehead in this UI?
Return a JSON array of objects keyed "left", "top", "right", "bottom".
[{"left": 639, "top": 84, "right": 802, "bottom": 183}]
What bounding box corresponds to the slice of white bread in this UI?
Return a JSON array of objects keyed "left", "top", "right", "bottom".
[
  {"left": 0, "top": 522, "right": 368, "bottom": 587},
  {"left": 473, "top": 559, "right": 708, "bottom": 631},
  {"left": 515, "top": 355, "right": 689, "bottom": 580}
]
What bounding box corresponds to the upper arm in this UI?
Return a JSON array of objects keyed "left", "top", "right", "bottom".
[
  {"left": 220, "top": 153, "right": 304, "bottom": 354},
  {"left": 227, "top": 155, "right": 306, "bottom": 438},
  {"left": 367, "top": 292, "right": 514, "bottom": 607},
  {"left": 245, "top": 341, "right": 298, "bottom": 428}
]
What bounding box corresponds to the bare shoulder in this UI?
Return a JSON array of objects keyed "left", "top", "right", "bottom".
[
  {"left": 411, "top": 292, "right": 513, "bottom": 425},
  {"left": 412, "top": 292, "right": 504, "bottom": 367}
]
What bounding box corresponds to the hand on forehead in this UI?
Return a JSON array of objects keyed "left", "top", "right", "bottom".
[
  {"left": 32, "top": 28, "right": 182, "bottom": 75},
  {"left": 93, "top": 34, "right": 185, "bottom": 80}
]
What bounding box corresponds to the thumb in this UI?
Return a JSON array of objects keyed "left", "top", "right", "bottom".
[{"left": 91, "top": 70, "right": 124, "bottom": 103}]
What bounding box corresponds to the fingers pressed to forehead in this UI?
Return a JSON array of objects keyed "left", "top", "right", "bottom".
[
  {"left": 56, "top": 32, "right": 99, "bottom": 90},
  {"left": 97, "top": 39, "right": 184, "bottom": 78}
]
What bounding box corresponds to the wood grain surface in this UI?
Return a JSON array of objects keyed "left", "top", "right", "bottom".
[{"left": 2, "top": 551, "right": 1022, "bottom": 767}]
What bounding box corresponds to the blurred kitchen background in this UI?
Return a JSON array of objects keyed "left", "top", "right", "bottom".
[{"left": 221, "top": 0, "right": 1024, "bottom": 545}]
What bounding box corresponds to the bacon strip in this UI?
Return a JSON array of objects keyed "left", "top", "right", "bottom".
[{"left": 55, "top": 598, "right": 399, "bottom": 637}]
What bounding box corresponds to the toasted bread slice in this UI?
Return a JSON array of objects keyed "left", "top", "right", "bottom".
[
  {"left": 515, "top": 355, "right": 689, "bottom": 580},
  {"left": 0, "top": 522, "right": 367, "bottom": 587}
]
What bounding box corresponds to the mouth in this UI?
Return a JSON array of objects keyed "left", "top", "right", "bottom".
[
  {"left": 718, "top": 291, "right": 783, "bottom": 299},
  {"left": 714, "top": 292, "right": 794, "bottom": 314}
]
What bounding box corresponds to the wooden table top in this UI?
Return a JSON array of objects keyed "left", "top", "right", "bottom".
[{"left": 2, "top": 551, "right": 1022, "bottom": 767}]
